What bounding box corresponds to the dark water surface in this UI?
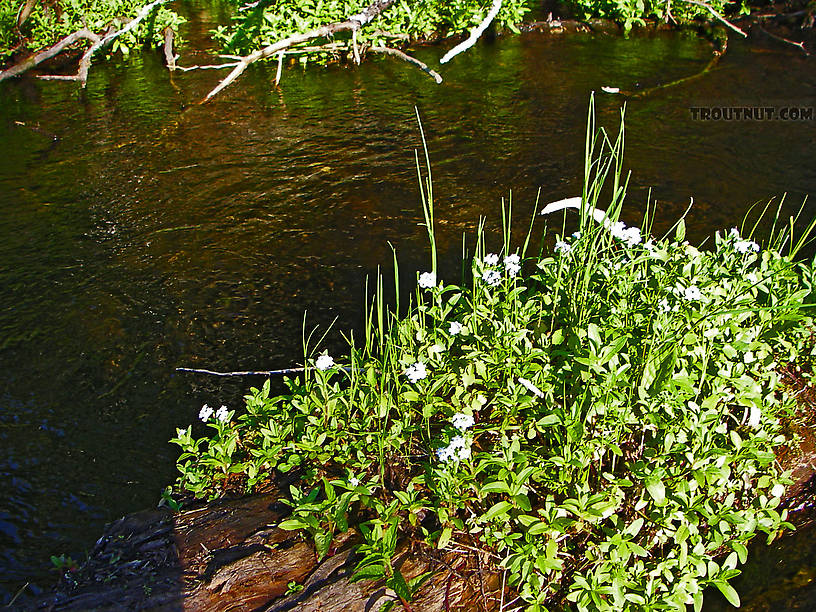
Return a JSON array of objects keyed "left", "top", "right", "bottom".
[{"left": 1, "top": 4, "right": 815, "bottom": 604}]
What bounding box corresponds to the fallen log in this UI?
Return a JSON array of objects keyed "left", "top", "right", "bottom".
[{"left": 26, "top": 476, "right": 502, "bottom": 611}]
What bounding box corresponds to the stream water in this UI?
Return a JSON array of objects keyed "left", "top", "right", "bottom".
[{"left": 0, "top": 2, "right": 814, "bottom": 605}]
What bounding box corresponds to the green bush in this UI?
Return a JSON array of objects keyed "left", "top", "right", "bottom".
[{"left": 170, "top": 107, "right": 815, "bottom": 610}]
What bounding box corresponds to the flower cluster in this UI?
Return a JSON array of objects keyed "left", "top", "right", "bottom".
[
  {"left": 200, "top": 404, "right": 230, "bottom": 422},
  {"left": 554, "top": 240, "right": 571, "bottom": 255},
  {"left": 315, "top": 354, "right": 334, "bottom": 371},
  {"left": 436, "top": 435, "right": 472, "bottom": 463},
  {"left": 405, "top": 361, "right": 428, "bottom": 383},
  {"left": 449, "top": 321, "right": 463, "bottom": 335},
  {"left": 418, "top": 271, "right": 437, "bottom": 289},
  {"left": 451, "top": 412, "right": 475, "bottom": 430},
  {"left": 609, "top": 220, "right": 642, "bottom": 247},
  {"left": 504, "top": 253, "right": 521, "bottom": 277},
  {"left": 482, "top": 269, "right": 502, "bottom": 286},
  {"left": 729, "top": 228, "right": 760, "bottom": 254}
]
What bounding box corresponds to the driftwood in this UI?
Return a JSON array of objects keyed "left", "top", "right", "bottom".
[{"left": 26, "top": 474, "right": 502, "bottom": 612}]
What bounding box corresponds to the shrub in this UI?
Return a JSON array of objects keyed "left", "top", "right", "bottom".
[{"left": 170, "top": 106, "right": 815, "bottom": 610}]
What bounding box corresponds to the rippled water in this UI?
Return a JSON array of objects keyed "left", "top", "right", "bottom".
[{"left": 0, "top": 3, "right": 814, "bottom": 603}]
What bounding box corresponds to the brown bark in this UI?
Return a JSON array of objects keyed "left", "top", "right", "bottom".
[
  {"left": 0, "top": 28, "right": 100, "bottom": 82},
  {"left": 26, "top": 477, "right": 501, "bottom": 612}
]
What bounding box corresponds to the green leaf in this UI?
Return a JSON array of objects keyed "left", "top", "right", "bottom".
[
  {"left": 480, "top": 480, "right": 512, "bottom": 495},
  {"left": 714, "top": 580, "right": 741, "bottom": 607},
  {"left": 278, "top": 518, "right": 310, "bottom": 531},
  {"left": 484, "top": 500, "right": 513, "bottom": 522},
  {"left": 645, "top": 476, "right": 666, "bottom": 505},
  {"left": 387, "top": 568, "right": 412, "bottom": 602},
  {"left": 437, "top": 526, "right": 452, "bottom": 549},
  {"left": 313, "top": 529, "right": 332, "bottom": 561},
  {"left": 676, "top": 218, "right": 686, "bottom": 242}
]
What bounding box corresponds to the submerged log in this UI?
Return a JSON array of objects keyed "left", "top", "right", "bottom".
[{"left": 27, "top": 477, "right": 501, "bottom": 611}]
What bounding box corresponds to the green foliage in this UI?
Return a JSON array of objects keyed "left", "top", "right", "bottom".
[
  {"left": 213, "top": 0, "right": 534, "bottom": 56},
  {"left": 562, "top": 0, "right": 742, "bottom": 31},
  {"left": 1, "top": 0, "right": 184, "bottom": 59},
  {"left": 169, "top": 108, "right": 815, "bottom": 609}
]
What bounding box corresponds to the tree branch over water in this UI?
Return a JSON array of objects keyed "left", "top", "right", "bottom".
[{"left": 202, "top": 0, "right": 399, "bottom": 102}]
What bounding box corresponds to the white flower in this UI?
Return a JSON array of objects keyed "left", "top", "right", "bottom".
[
  {"left": 484, "top": 253, "right": 499, "bottom": 266},
  {"left": 349, "top": 476, "right": 360, "bottom": 487},
  {"left": 729, "top": 227, "right": 741, "bottom": 239},
  {"left": 771, "top": 483, "right": 786, "bottom": 498},
  {"left": 734, "top": 239, "right": 759, "bottom": 254},
  {"left": 436, "top": 435, "right": 471, "bottom": 463},
  {"left": 449, "top": 321, "right": 463, "bottom": 335},
  {"left": 452, "top": 412, "right": 475, "bottom": 430},
  {"left": 554, "top": 240, "right": 572, "bottom": 254},
  {"left": 482, "top": 269, "right": 502, "bottom": 286},
  {"left": 315, "top": 354, "right": 334, "bottom": 371},
  {"left": 683, "top": 286, "right": 703, "bottom": 301},
  {"left": 199, "top": 404, "right": 213, "bottom": 422},
  {"left": 658, "top": 298, "right": 671, "bottom": 313},
  {"left": 518, "top": 377, "right": 545, "bottom": 398},
  {"left": 747, "top": 272, "right": 759, "bottom": 284},
  {"left": 504, "top": 253, "right": 521, "bottom": 267},
  {"left": 622, "top": 226, "right": 642, "bottom": 247},
  {"left": 418, "top": 271, "right": 436, "bottom": 289},
  {"left": 610, "top": 221, "right": 628, "bottom": 241},
  {"left": 215, "top": 405, "right": 230, "bottom": 422},
  {"left": 506, "top": 263, "right": 521, "bottom": 277},
  {"left": 644, "top": 240, "right": 655, "bottom": 252},
  {"left": 405, "top": 361, "right": 428, "bottom": 383},
  {"left": 572, "top": 231, "right": 582, "bottom": 239}
]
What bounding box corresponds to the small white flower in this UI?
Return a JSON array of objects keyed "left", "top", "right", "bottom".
[
  {"left": 504, "top": 253, "right": 521, "bottom": 267},
  {"left": 658, "top": 298, "right": 671, "bottom": 313},
  {"left": 418, "top": 271, "right": 436, "bottom": 289},
  {"left": 610, "top": 221, "right": 628, "bottom": 241},
  {"left": 644, "top": 240, "right": 655, "bottom": 252},
  {"left": 554, "top": 240, "right": 572, "bottom": 254},
  {"left": 449, "top": 321, "right": 463, "bottom": 335},
  {"left": 484, "top": 253, "right": 499, "bottom": 266},
  {"left": 518, "top": 377, "right": 545, "bottom": 399},
  {"left": 771, "top": 483, "right": 786, "bottom": 498},
  {"left": 457, "top": 445, "right": 472, "bottom": 461},
  {"left": 315, "top": 354, "right": 334, "bottom": 371},
  {"left": 482, "top": 269, "right": 502, "bottom": 286},
  {"left": 734, "top": 239, "right": 759, "bottom": 254},
  {"left": 436, "top": 435, "right": 472, "bottom": 463},
  {"left": 572, "top": 231, "right": 582, "bottom": 239},
  {"left": 622, "top": 226, "right": 642, "bottom": 247},
  {"left": 729, "top": 227, "right": 741, "bottom": 240},
  {"left": 215, "top": 405, "right": 230, "bottom": 422},
  {"left": 452, "top": 412, "right": 475, "bottom": 430},
  {"left": 405, "top": 361, "right": 428, "bottom": 383},
  {"left": 747, "top": 272, "right": 759, "bottom": 284},
  {"left": 349, "top": 476, "right": 360, "bottom": 487},
  {"left": 199, "top": 404, "right": 213, "bottom": 422},
  {"left": 506, "top": 263, "right": 521, "bottom": 277},
  {"left": 683, "top": 286, "right": 703, "bottom": 301}
]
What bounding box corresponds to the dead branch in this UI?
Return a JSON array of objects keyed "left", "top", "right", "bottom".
[
  {"left": 439, "top": 0, "right": 502, "bottom": 64},
  {"left": 0, "top": 28, "right": 99, "bottom": 82},
  {"left": 369, "top": 45, "right": 443, "bottom": 83},
  {"left": 679, "top": 0, "right": 747, "bottom": 36},
  {"left": 202, "top": 0, "right": 398, "bottom": 102},
  {"left": 35, "top": 0, "right": 169, "bottom": 85},
  {"left": 16, "top": 0, "right": 37, "bottom": 28},
  {"left": 756, "top": 25, "right": 810, "bottom": 54}
]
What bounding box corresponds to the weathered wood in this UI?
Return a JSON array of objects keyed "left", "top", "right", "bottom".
[{"left": 27, "top": 477, "right": 501, "bottom": 611}]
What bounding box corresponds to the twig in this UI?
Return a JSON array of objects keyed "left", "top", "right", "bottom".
[
  {"left": 176, "top": 366, "right": 354, "bottom": 376},
  {"left": 369, "top": 46, "right": 443, "bottom": 83},
  {"left": 203, "top": 0, "right": 398, "bottom": 102},
  {"left": 679, "top": 0, "right": 747, "bottom": 37},
  {"left": 174, "top": 62, "right": 242, "bottom": 72},
  {"left": 0, "top": 28, "right": 100, "bottom": 82},
  {"left": 440, "top": 0, "right": 502, "bottom": 64},
  {"left": 756, "top": 25, "right": 809, "bottom": 55},
  {"left": 275, "top": 51, "right": 284, "bottom": 85}
]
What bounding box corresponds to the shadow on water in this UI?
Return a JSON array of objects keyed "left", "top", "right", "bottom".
[{"left": 0, "top": 1, "right": 814, "bottom": 604}]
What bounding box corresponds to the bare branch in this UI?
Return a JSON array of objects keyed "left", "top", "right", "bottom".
[
  {"left": 369, "top": 45, "right": 443, "bottom": 83},
  {"left": 439, "top": 0, "right": 502, "bottom": 64},
  {"left": 174, "top": 61, "right": 242, "bottom": 72},
  {"left": 0, "top": 28, "right": 99, "bottom": 82},
  {"left": 679, "top": 0, "right": 747, "bottom": 37},
  {"left": 203, "top": 0, "right": 398, "bottom": 102},
  {"left": 756, "top": 25, "right": 809, "bottom": 55}
]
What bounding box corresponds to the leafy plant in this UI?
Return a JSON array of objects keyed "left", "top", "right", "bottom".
[{"left": 169, "top": 102, "right": 815, "bottom": 609}]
